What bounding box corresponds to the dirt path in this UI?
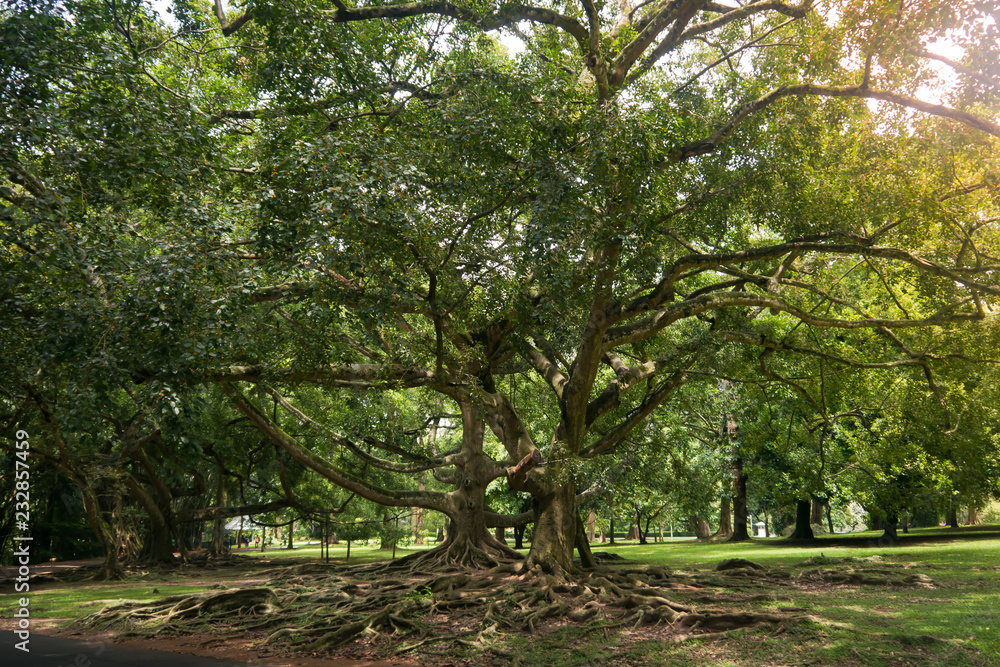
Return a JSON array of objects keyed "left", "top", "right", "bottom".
[
  {"left": 0, "top": 630, "right": 418, "bottom": 667},
  {"left": 0, "top": 557, "right": 104, "bottom": 579}
]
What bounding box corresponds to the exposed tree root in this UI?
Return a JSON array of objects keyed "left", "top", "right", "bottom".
[{"left": 76, "top": 554, "right": 939, "bottom": 660}]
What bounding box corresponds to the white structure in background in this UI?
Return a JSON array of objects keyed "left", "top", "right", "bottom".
[{"left": 755, "top": 521, "right": 767, "bottom": 538}]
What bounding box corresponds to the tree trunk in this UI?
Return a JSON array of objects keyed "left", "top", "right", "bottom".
[
  {"left": 811, "top": 497, "right": 824, "bottom": 527},
  {"left": 494, "top": 525, "right": 507, "bottom": 544},
  {"left": 691, "top": 516, "right": 711, "bottom": 540},
  {"left": 420, "top": 402, "right": 521, "bottom": 567},
  {"left": 947, "top": 506, "right": 959, "bottom": 529},
  {"left": 380, "top": 511, "right": 394, "bottom": 550},
  {"left": 825, "top": 502, "right": 835, "bottom": 534},
  {"left": 968, "top": 505, "right": 982, "bottom": 526},
  {"left": 524, "top": 482, "right": 577, "bottom": 574},
  {"left": 287, "top": 519, "right": 294, "bottom": 550},
  {"left": 412, "top": 491, "right": 425, "bottom": 545},
  {"left": 587, "top": 510, "right": 596, "bottom": 542},
  {"left": 789, "top": 499, "right": 815, "bottom": 540},
  {"left": 609, "top": 513, "right": 615, "bottom": 545},
  {"left": 715, "top": 495, "right": 733, "bottom": 538},
  {"left": 80, "top": 483, "right": 124, "bottom": 580},
  {"left": 208, "top": 480, "right": 228, "bottom": 557},
  {"left": 881, "top": 516, "right": 899, "bottom": 542},
  {"left": 513, "top": 524, "right": 525, "bottom": 549},
  {"left": 575, "top": 512, "right": 596, "bottom": 569},
  {"left": 728, "top": 457, "right": 750, "bottom": 542}
]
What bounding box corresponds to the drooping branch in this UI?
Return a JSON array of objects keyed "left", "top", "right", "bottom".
[
  {"left": 174, "top": 500, "right": 292, "bottom": 523},
  {"left": 223, "top": 384, "right": 447, "bottom": 511}
]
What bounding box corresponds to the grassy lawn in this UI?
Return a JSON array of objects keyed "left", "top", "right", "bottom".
[
  {"left": 3, "top": 527, "right": 997, "bottom": 666},
  {"left": 490, "top": 527, "right": 1000, "bottom": 666}
]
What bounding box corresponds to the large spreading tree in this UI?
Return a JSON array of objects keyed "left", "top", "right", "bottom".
[{"left": 3, "top": 0, "right": 1000, "bottom": 580}]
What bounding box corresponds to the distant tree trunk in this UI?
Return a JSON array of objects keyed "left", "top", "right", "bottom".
[
  {"left": 412, "top": 478, "right": 426, "bottom": 545},
  {"left": 513, "top": 524, "right": 525, "bottom": 549},
  {"left": 494, "top": 526, "right": 506, "bottom": 544},
  {"left": 789, "top": 500, "right": 815, "bottom": 540},
  {"left": 658, "top": 522, "right": 663, "bottom": 543},
  {"left": 948, "top": 506, "right": 959, "bottom": 529},
  {"left": 881, "top": 516, "right": 899, "bottom": 542},
  {"left": 609, "top": 514, "right": 615, "bottom": 545},
  {"left": 587, "top": 510, "right": 596, "bottom": 542},
  {"left": 691, "top": 517, "right": 711, "bottom": 540},
  {"left": 637, "top": 514, "right": 648, "bottom": 545},
  {"left": 811, "top": 498, "right": 824, "bottom": 526},
  {"left": 825, "top": 502, "right": 835, "bottom": 534},
  {"left": 729, "top": 458, "right": 750, "bottom": 542},
  {"left": 287, "top": 519, "right": 294, "bottom": 550},
  {"left": 763, "top": 511, "right": 770, "bottom": 538},
  {"left": 968, "top": 506, "right": 982, "bottom": 526},
  {"left": 575, "top": 513, "right": 596, "bottom": 569},
  {"left": 81, "top": 483, "right": 124, "bottom": 580},
  {"left": 436, "top": 526, "right": 445, "bottom": 543},
  {"left": 380, "top": 511, "right": 394, "bottom": 550},
  {"left": 870, "top": 514, "right": 883, "bottom": 531},
  {"left": 715, "top": 495, "right": 733, "bottom": 538}
]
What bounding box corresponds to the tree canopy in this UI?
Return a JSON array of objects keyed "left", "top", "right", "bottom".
[{"left": 2, "top": 0, "right": 1000, "bottom": 578}]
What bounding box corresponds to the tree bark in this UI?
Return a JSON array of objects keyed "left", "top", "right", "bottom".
[
  {"left": 825, "top": 501, "right": 835, "bottom": 534},
  {"left": 524, "top": 482, "right": 577, "bottom": 574},
  {"left": 968, "top": 505, "right": 982, "bottom": 526},
  {"left": 207, "top": 479, "right": 228, "bottom": 558},
  {"left": 691, "top": 516, "right": 711, "bottom": 540},
  {"left": 80, "top": 483, "right": 124, "bottom": 580},
  {"left": 881, "top": 516, "right": 899, "bottom": 542},
  {"left": 587, "top": 510, "right": 596, "bottom": 542},
  {"left": 575, "top": 512, "right": 596, "bottom": 569},
  {"left": 811, "top": 497, "right": 824, "bottom": 527},
  {"left": 947, "top": 506, "right": 959, "bottom": 529},
  {"left": 728, "top": 457, "right": 750, "bottom": 542},
  {"left": 715, "top": 495, "right": 733, "bottom": 538},
  {"left": 789, "top": 499, "right": 815, "bottom": 539}
]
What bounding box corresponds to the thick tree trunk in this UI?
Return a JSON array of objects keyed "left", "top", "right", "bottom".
[
  {"left": 715, "top": 495, "right": 733, "bottom": 538},
  {"left": 691, "top": 516, "right": 711, "bottom": 540},
  {"left": 789, "top": 499, "right": 815, "bottom": 540},
  {"left": 513, "top": 524, "right": 525, "bottom": 549},
  {"left": 811, "top": 498, "right": 824, "bottom": 527},
  {"left": 729, "top": 457, "right": 750, "bottom": 542},
  {"left": 380, "top": 511, "right": 394, "bottom": 550},
  {"left": 80, "top": 483, "right": 124, "bottom": 580},
  {"left": 411, "top": 402, "right": 519, "bottom": 568},
  {"left": 525, "top": 483, "right": 577, "bottom": 574},
  {"left": 494, "top": 526, "right": 507, "bottom": 544},
  {"left": 208, "top": 481, "right": 228, "bottom": 558},
  {"left": 881, "top": 516, "right": 899, "bottom": 542},
  {"left": 968, "top": 505, "right": 982, "bottom": 526}
]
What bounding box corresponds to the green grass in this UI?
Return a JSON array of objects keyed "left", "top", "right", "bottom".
[
  {"left": 488, "top": 526, "right": 1000, "bottom": 666},
  {"left": 4, "top": 527, "right": 998, "bottom": 665},
  {"left": 1, "top": 584, "right": 212, "bottom": 621}
]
